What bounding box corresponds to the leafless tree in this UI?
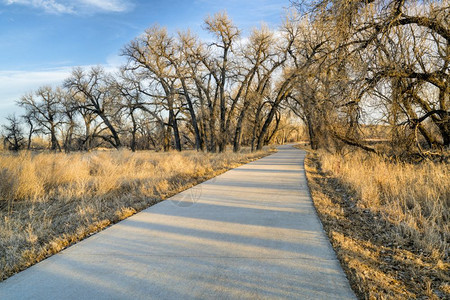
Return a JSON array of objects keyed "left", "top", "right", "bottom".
[
  {"left": 289, "top": 0, "right": 449, "bottom": 154},
  {"left": 2, "top": 114, "right": 25, "bottom": 151},
  {"left": 204, "top": 11, "right": 241, "bottom": 152},
  {"left": 22, "top": 111, "right": 41, "bottom": 150},
  {"left": 18, "top": 86, "right": 63, "bottom": 151},
  {"left": 64, "top": 67, "right": 122, "bottom": 149},
  {"left": 122, "top": 26, "right": 184, "bottom": 151}
]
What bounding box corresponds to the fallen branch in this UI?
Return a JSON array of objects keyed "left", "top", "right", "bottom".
[{"left": 332, "top": 132, "right": 379, "bottom": 154}]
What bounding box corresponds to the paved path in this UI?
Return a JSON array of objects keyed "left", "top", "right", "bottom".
[{"left": 0, "top": 145, "right": 355, "bottom": 299}]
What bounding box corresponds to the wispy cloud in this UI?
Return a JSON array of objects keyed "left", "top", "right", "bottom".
[
  {"left": 5, "top": 0, "right": 74, "bottom": 14},
  {"left": 0, "top": 67, "right": 71, "bottom": 108},
  {"left": 0, "top": 67, "right": 71, "bottom": 121},
  {"left": 0, "top": 61, "right": 120, "bottom": 121},
  {"left": 3, "top": 0, "right": 133, "bottom": 14},
  {"left": 79, "top": 0, "right": 130, "bottom": 13}
]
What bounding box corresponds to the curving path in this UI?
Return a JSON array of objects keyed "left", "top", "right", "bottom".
[{"left": 0, "top": 145, "right": 355, "bottom": 299}]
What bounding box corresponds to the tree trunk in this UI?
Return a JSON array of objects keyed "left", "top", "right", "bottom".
[
  {"left": 305, "top": 114, "right": 318, "bottom": 150},
  {"left": 50, "top": 123, "right": 61, "bottom": 151},
  {"left": 169, "top": 109, "right": 182, "bottom": 151},
  {"left": 64, "top": 122, "right": 74, "bottom": 153},
  {"left": 256, "top": 110, "right": 275, "bottom": 150},
  {"left": 181, "top": 78, "right": 203, "bottom": 151},
  {"left": 265, "top": 112, "right": 281, "bottom": 145},
  {"left": 218, "top": 48, "right": 229, "bottom": 153},
  {"left": 437, "top": 121, "right": 450, "bottom": 147},
  {"left": 100, "top": 115, "right": 121, "bottom": 149},
  {"left": 250, "top": 103, "right": 263, "bottom": 152},
  {"left": 164, "top": 123, "right": 171, "bottom": 151},
  {"left": 27, "top": 125, "right": 33, "bottom": 150},
  {"left": 233, "top": 102, "right": 249, "bottom": 152},
  {"left": 208, "top": 105, "right": 217, "bottom": 153},
  {"left": 130, "top": 112, "right": 137, "bottom": 152}
]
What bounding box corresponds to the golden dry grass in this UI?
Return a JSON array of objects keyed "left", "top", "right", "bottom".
[
  {"left": 304, "top": 149, "right": 449, "bottom": 299},
  {"left": 323, "top": 151, "right": 449, "bottom": 257},
  {"left": 0, "top": 148, "right": 272, "bottom": 281}
]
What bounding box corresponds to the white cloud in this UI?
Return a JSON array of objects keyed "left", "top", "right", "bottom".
[
  {"left": 3, "top": 0, "right": 133, "bottom": 14},
  {"left": 79, "top": 0, "right": 131, "bottom": 13},
  {"left": 0, "top": 67, "right": 70, "bottom": 122},
  {"left": 105, "top": 53, "right": 126, "bottom": 67},
  {"left": 5, "top": 0, "right": 74, "bottom": 13},
  {"left": 0, "top": 67, "right": 71, "bottom": 107},
  {"left": 0, "top": 62, "right": 120, "bottom": 122},
  {"left": 39, "top": 0, "right": 73, "bottom": 13}
]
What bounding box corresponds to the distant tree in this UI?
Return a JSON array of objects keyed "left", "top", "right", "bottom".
[
  {"left": 113, "top": 70, "right": 148, "bottom": 152},
  {"left": 65, "top": 67, "right": 122, "bottom": 149},
  {"left": 18, "top": 86, "right": 63, "bottom": 151},
  {"left": 2, "top": 114, "right": 25, "bottom": 151},
  {"left": 22, "top": 110, "right": 41, "bottom": 150},
  {"left": 60, "top": 92, "right": 78, "bottom": 152}
]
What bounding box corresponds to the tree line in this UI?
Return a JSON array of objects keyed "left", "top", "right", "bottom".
[
  {"left": 3, "top": 12, "right": 303, "bottom": 153},
  {"left": 2, "top": 0, "right": 449, "bottom": 156}
]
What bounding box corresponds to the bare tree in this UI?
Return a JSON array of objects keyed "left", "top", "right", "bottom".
[
  {"left": 179, "top": 31, "right": 219, "bottom": 152},
  {"left": 22, "top": 110, "right": 41, "bottom": 150},
  {"left": 18, "top": 86, "right": 63, "bottom": 151},
  {"left": 64, "top": 67, "right": 122, "bottom": 149},
  {"left": 122, "top": 26, "right": 184, "bottom": 151},
  {"left": 113, "top": 69, "right": 151, "bottom": 152},
  {"left": 2, "top": 114, "right": 25, "bottom": 151},
  {"left": 231, "top": 25, "right": 276, "bottom": 152},
  {"left": 254, "top": 15, "right": 306, "bottom": 150},
  {"left": 60, "top": 91, "right": 78, "bottom": 152},
  {"left": 204, "top": 11, "right": 240, "bottom": 152},
  {"left": 7, "top": 10, "right": 311, "bottom": 153},
  {"left": 289, "top": 0, "right": 449, "bottom": 154}
]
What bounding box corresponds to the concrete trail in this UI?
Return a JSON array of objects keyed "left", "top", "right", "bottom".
[{"left": 0, "top": 145, "right": 355, "bottom": 299}]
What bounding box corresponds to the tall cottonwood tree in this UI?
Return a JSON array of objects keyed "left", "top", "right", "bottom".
[
  {"left": 178, "top": 31, "right": 221, "bottom": 152},
  {"left": 231, "top": 26, "right": 278, "bottom": 152},
  {"left": 253, "top": 15, "right": 310, "bottom": 150},
  {"left": 122, "top": 26, "right": 184, "bottom": 151},
  {"left": 204, "top": 12, "right": 241, "bottom": 152}
]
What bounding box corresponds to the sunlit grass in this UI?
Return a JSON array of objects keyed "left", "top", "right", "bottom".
[
  {"left": 319, "top": 151, "right": 449, "bottom": 257},
  {"left": 305, "top": 149, "right": 449, "bottom": 299}
]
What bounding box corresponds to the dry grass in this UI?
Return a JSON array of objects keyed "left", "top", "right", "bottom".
[
  {"left": 304, "top": 149, "right": 449, "bottom": 299},
  {"left": 0, "top": 148, "right": 272, "bottom": 281}
]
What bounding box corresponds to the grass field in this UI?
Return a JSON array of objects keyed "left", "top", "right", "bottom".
[
  {"left": 0, "top": 148, "right": 272, "bottom": 281},
  {"left": 305, "top": 149, "right": 449, "bottom": 299}
]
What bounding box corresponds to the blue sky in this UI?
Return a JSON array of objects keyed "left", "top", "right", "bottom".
[{"left": 0, "top": 0, "right": 290, "bottom": 122}]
